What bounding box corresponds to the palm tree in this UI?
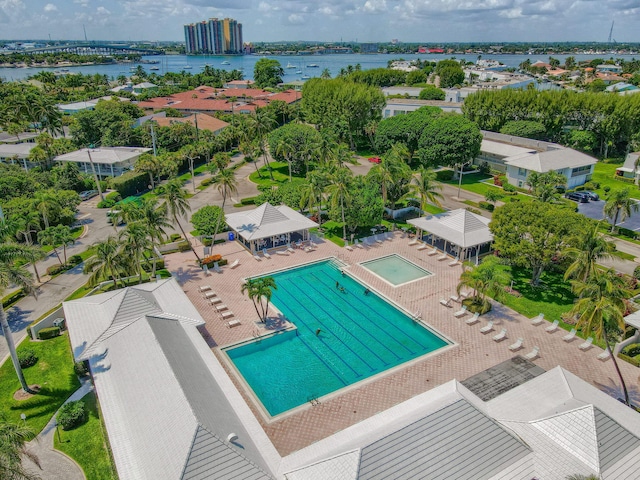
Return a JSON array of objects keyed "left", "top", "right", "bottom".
[
  {"left": 410, "top": 166, "right": 443, "bottom": 211},
  {"left": 241, "top": 276, "right": 277, "bottom": 322},
  {"left": 33, "top": 190, "right": 59, "bottom": 229},
  {"left": 135, "top": 153, "right": 161, "bottom": 191},
  {"left": 275, "top": 135, "right": 297, "bottom": 182},
  {"left": 119, "top": 223, "right": 152, "bottom": 284},
  {"left": 157, "top": 179, "right": 201, "bottom": 263},
  {"left": 137, "top": 199, "right": 171, "bottom": 277},
  {"left": 457, "top": 256, "right": 511, "bottom": 311},
  {"left": 570, "top": 268, "right": 632, "bottom": 405},
  {"left": 604, "top": 188, "right": 639, "bottom": 232},
  {"left": 2, "top": 214, "right": 44, "bottom": 283},
  {"left": 83, "top": 236, "right": 123, "bottom": 288},
  {"left": 0, "top": 415, "right": 39, "bottom": 480},
  {"left": 252, "top": 108, "right": 277, "bottom": 181},
  {"left": 0, "top": 244, "right": 38, "bottom": 394},
  {"left": 563, "top": 222, "right": 615, "bottom": 282},
  {"left": 300, "top": 169, "right": 329, "bottom": 223},
  {"left": 327, "top": 167, "right": 353, "bottom": 240},
  {"left": 210, "top": 168, "right": 238, "bottom": 244},
  {"left": 371, "top": 143, "right": 411, "bottom": 210},
  {"left": 37, "top": 225, "right": 73, "bottom": 266}
]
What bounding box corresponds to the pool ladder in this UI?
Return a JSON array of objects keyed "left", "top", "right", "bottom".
[{"left": 308, "top": 396, "right": 321, "bottom": 406}]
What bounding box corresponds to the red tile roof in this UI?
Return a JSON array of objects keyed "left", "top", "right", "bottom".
[{"left": 153, "top": 113, "right": 229, "bottom": 133}]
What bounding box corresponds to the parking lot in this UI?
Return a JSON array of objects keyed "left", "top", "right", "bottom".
[{"left": 577, "top": 199, "right": 640, "bottom": 231}]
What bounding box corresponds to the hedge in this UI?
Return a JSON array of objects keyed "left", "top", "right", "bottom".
[
  {"left": 618, "top": 227, "right": 638, "bottom": 240},
  {"left": 57, "top": 400, "right": 87, "bottom": 430},
  {"left": 436, "top": 170, "right": 454, "bottom": 181},
  {"left": 18, "top": 349, "right": 38, "bottom": 368},
  {"left": 622, "top": 343, "right": 640, "bottom": 357},
  {"left": 108, "top": 171, "right": 148, "bottom": 198},
  {"left": 618, "top": 352, "right": 640, "bottom": 367},
  {"left": 38, "top": 326, "right": 61, "bottom": 340},
  {"left": 479, "top": 201, "right": 495, "bottom": 212}
]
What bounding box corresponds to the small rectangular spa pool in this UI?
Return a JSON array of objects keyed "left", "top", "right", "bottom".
[{"left": 360, "top": 254, "right": 433, "bottom": 286}]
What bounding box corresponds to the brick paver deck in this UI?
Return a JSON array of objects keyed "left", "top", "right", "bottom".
[{"left": 166, "top": 232, "right": 640, "bottom": 456}]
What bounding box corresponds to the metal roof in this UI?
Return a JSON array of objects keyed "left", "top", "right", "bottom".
[
  {"left": 407, "top": 209, "right": 493, "bottom": 249},
  {"left": 225, "top": 203, "right": 319, "bottom": 241},
  {"left": 54, "top": 147, "right": 151, "bottom": 165},
  {"left": 480, "top": 139, "right": 533, "bottom": 158},
  {"left": 504, "top": 148, "right": 597, "bottom": 172},
  {"left": 357, "top": 399, "right": 531, "bottom": 480}
]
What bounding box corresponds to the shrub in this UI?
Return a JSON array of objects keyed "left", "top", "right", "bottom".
[
  {"left": 68, "top": 255, "right": 83, "bottom": 266},
  {"left": 74, "top": 361, "right": 89, "bottom": 377},
  {"left": 619, "top": 353, "right": 640, "bottom": 367},
  {"left": 241, "top": 197, "right": 257, "bottom": 205},
  {"left": 96, "top": 198, "right": 116, "bottom": 209},
  {"left": 170, "top": 233, "right": 182, "bottom": 242},
  {"left": 57, "top": 400, "right": 87, "bottom": 430},
  {"left": 622, "top": 343, "right": 640, "bottom": 357},
  {"left": 462, "top": 297, "right": 492, "bottom": 314},
  {"left": 177, "top": 241, "right": 191, "bottom": 252},
  {"left": 105, "top": 191, "right": 122, "bottom": 203},
  {"left": 18, "top": 349, "right": 38, "bottom": 368},
  {"left": 479, "top": 201, "right": 495, "bottom": 211},
  {"left": 502, "top": 183, "right": 516, "bottom": 193},
  {"left": 574, "top": 185, "right": 584, "bottom": 191},
  {"left": 46, "top": 264, "right": 67, "bottom": 276},
  {"left": 435, "top": 170, "right": 454, "bottom": 181},
  {"left": 509, "top": 197, "right": 521, "bottom": 202},
  {"left": 634, "top": 265, "right": 640, "bottom": 280},
  {"left": 583, "top": 181, "right": 599, "bottom": 190},
  {"left": 200, "top": 177, "right": 213, "bottom": 187},
  {"left": 618, "top": 227, "right": 638, "bottom": 240},
  {"left": 38, "top": 326, "right": 61, "bottom": 340},
  {"left": 465, "top": 207, "right": 482, "bottom": 215},
  {"left": 108, "top": 171, "right": 148, "bottom": 198}
]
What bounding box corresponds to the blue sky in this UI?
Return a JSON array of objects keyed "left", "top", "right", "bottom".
[{"left": 0, "top": 0, "right": 638, "bottom": 43}]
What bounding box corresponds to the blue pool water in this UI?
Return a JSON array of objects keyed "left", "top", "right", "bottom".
[
  {"left": 225, "top": 260, "right": 449, "bottom": 416},
  {"left": 361, "top": 254, "right": 432, "bottom": 286}
]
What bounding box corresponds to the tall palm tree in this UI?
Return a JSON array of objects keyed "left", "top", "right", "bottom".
[
  {"left": 137, "top": 199, "right": 171, "bottom": 277},
  {"left": 119, "top": 223, "right": 152, "bottom": 284},
  {"left": 604, "top": 188, "right": 639, "bottom": 233},
  {"left": 457, "top": 256, "right": 511, "bottom": 311},
  {"left": 2, "top": 214, "right": 44, "bottom": 283},
  {"left": 241, "top": 276, "right": 277, "bottom": 322},
  {"left": 570, "top": 268, "right": 632, "bottom": 405},
  {"left": 83, "top": 236, "right": 124, "bottom": 288},
  {"left": 33, "top": 190, "right": 59, "bottom": 229},
  {"left": 563, "top": 222, "right": 615, "bottom": 282},
  {"left": 300, "top": 169, "right": 329, "bottom": 224},
  {"left": 327, "top": 167, "right": 353, "bottom": 240},
  {"left": 371, "top": 143, "right": 411, "bottom": 210},
  {"left": 157, "top": 179, "right": 201, "bottom": 263},
  {"left": 410, "top": 166, "right": 443, "bottom": 211},
  {"left": 252, "top": 109, "right": 277, "bottom": 181},
  {"left": 0, "top": 415, "right": 39, "bottom": 480},
  {"left": 0, "top": 244, "right": 38, "bottom": 394},
  {"left": 210, "top": 168, "right": 239, "bottom": 242}
]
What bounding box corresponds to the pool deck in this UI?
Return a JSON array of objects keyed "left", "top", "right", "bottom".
[{"left": 166, "top": 232, "right": 640, "bottom": 456}]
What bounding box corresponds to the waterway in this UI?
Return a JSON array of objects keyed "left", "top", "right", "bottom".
[{"left": 1, "top": 53, "right": 638, "bottom": 82}]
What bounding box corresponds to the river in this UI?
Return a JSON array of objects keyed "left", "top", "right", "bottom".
[{"left": 1, "top": 53, "right": 638, "bottom": 82}]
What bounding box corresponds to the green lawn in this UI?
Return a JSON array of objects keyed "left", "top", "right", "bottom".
[
  {"left": 41, "top": 226, "right": 84, "bottom": 254},
  {"left": 248, "top": 161, "right": 306, "bottom": 187},
  {"left": 0, "top": 334, "right": 80, "bottom": 434},
  {"left": 591, "top": 161, "right": 640, "bottom": 199},
  {"left": 54, "top": 391, "right": 117, "bottom": 480},
  {"left": 423, "top": 204, "right": 446, "bottom": 215},
  {"left": 441, "top": 173, "right": 533, "bottom": 203}
]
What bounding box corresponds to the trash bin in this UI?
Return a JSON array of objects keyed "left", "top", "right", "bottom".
[{"left": 228, "top": 232, "right": 235, "bottom": 241}]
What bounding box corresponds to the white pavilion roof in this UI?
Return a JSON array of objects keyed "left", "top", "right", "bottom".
[
  {"left": 407, "top": 209, "right": 493, "bottom": 249},
  {"left": 225, "top": 203, "right": 319, "bottom": 241}
]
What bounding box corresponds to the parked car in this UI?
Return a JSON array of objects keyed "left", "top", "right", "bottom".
[
  {"left": 565, "top": 192, "right": 590, "bottom": 203},
  {"left": 368, "top": 157, "right": 381, "bottom": 164},
  {"left": 79, "top": 190, "right": 99, "bottom": 200},
  {"left": 581, "top": 190, "right": 600, "bottom": 201}
]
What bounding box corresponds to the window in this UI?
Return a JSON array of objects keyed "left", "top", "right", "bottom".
[
  {"left": 518, "top": 168, "right": 527, "bottom": 177},
  {"left": 571, "top": 165, "right": 592, "bottom": 177}
]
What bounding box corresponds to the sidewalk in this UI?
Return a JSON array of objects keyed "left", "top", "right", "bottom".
[{"left": 22, "top": 377, "right": 93, "bottom": 480}]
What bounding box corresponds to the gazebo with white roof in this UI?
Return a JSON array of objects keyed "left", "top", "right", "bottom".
[
  {"left": 225, "top": 202, "right": 319, "bottom": 253},
  {"left": 407, "top": 209, "right": 494, "bottom": 264}
]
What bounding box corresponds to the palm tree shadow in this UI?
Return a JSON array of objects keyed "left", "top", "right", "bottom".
[
  {"left": 5, "top": 305, "right": 35, "bottom": 333},
  {"left": 264, "top": 313, "right": 289, "bottom": 331},
  {"left": 593, "top": 376, "right": 640, "bottom": 407},
  {"left": 171, "top": 266, "right": 200, "bottom": 286}
]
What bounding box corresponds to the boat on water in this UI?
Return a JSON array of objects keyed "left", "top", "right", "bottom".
[
  {"left": 183, "top": 65, "right": 192, "bottom": 69},
  {"left": 295, "top": 70, "right": 302, "bottom": 74},
  {"left": 307, "top": 64, "right": 319, "bottom": 68},
  {"left": 286, "top": 62, "right": 297, "bottom": 69},
  {"left": 221, "top": 60, "right": 231, "bottom": 65},
  {"left": 150, "top": 66, "right": 160, "bottom": 71},
  {"left": 301, "top": 74, "right": 310, "bottom": 79}
]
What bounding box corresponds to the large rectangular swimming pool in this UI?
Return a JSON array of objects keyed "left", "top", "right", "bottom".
[{"left": 225, "top": 259, "right": 449, "bottom": 416}]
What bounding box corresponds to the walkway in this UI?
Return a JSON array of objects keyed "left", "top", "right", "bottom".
[{"left": 22, "top": 378, "right": 93, "bottom": 480}]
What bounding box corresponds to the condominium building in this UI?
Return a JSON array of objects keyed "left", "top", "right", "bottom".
[{"left": 184, "top": 17, "right": 243, "bottom": 54}]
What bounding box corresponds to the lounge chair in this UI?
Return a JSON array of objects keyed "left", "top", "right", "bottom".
[
  {"left": 221, "top": 311, "right": 234, "bottom": 319},
  {"left": 450, "top": 294, "right": 462, "bottom": 303},
  {"left": 215, "top": 304, "right": 228, "bottom": 311},
  {"left": 545, "top": 320, "right": 559, "bottom": 333},
  {"left": 531, "top": 313, "right": 544, "bottom": 326},
  {"left": 578, "top": 337, "right": 594, "bottom": 351},
  {"left": 209, "top": 297, "right": 222, "bottom": 305},
  {"left": 459, "top": 290, "right": 471, "bottom": 298},
  {"left": 253, "top": 254, "right": 262, "bottom": 261},
  {"left": 408, "top": 238, "right": 418, "bottom": 246},
  {"left": 440, "top": 298, "right": 453, "bottom": 307},
  {"left": 479, "top": 321, "right": 494, "bottom": 334},
  {"left": 524, "top": 346, "right": 540, "bottom": 360},
  {"left": 376, "top": 235, "right": 384, "bottom": 244},
  {"left": 295, "top": 240, "right": 302, "bottom": 249},
  {"left": 417, "top": 243, "right": 428, "bottom": 251},
  {"left": 198, "top": 285, "right": 212, "bottom": 292},
  {"left": 449, "top": 260, "right": 460, "bottom": 267},
  {"left": 437, "top": 253, "right": 448, "bottom": 261},
  {"left": 262, "top": 249, "right": 272, "bottom": 259},
  {"left": 453, "top": 306, "right": 467, "bottom": 318},
  {"left": 493, "top": 328, "right": 508, "bottom": 342},
  {"left": 213, "top": 262, "right": 222, "bottom": 273},
  {"left": 355, "top": 240, "right": 364, "bottom": 249},
  {"left": 563, "top": 328, "right": 577, "bottom": 342},
  {"left": 287, "top": 243, "right": 296, "bottom": 253},
  {"left": 465, "top": 313, "right": 480, "bottom": 325},
  {"left": 227, "top": 319, "right": 241, "bottom": 328},
  {"left": 427, "top": 247, "right": 439, "bottom": 256},
  {"left": 509, "top": 338, "right": 524, "bottom": 351},
  {"left": 345, "top": 244, "right": 354, "bottom": 251},
  {"left": 597, "top": 349, "right": 611, "bottom": 361},
  {"left": 276, "top": 250, "right": 289, "bottom": 256},
  {"left": 203, "top": 264, "right": 211, "bottom": 276},
  {"left": 204, "top": 291, "right": 217, "bottom": 299},
  {"left": 229, "top": 259, "right": 240, "bottom": 269}
]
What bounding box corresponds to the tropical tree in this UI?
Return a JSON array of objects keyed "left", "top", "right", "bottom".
[
  {"left": 251, "top": 108, "right": 277, "bottom": 181},
  {"left": 410, "top": 166, "right": 443, "bottom": 210},
  {"left": 0, "top": 244, "right": 38, "bottom": 394},
  {"left": 253, "top": 59, "right": 284, "bottom": 88},
  {"left": 604, "top": 188, "right": 639, "bottom": 232},
  {"left": 370, "top": 143, "right": 412, "bottom": 210},
  {"left": 83, "top": 236, "right": 123, "bottom": 288},
  {"left": 241, "top": 276, "right": 277, "bottom": 322},
  {"left": 135, "top": 153, "right": 162, "bottom": 191},
  {"left": 157, "top": 179, "right": 201, "bottom": 263},
  {"left": 300, "top": 169, "right": 329, "bottom": 225},
  {"left": 457, "top": 256, "right": 511, "bottom": 311},
  {"left": 569, "top": 268, "right": 632, "bottom": 406},
  {"left": 119, "top": 223, "right": 152, "bottom": 284},
  {"left": 33, "top": 190, "right": 60, "bottom": 229},
  {"left": 37, "top": 225, "right": 74, "bottom": 266},
  {"left": 327, "top": 167, "right": 353, "bottom": 240},
  {"left": 210, "top": 168, "right": 238, "bottom": 242},
  {"left": 484, "top": 188, "right": 503, "bottom": 206},
  {"left": 563, "top": 222, "right": 615, "bottom": 282},
  {"left": 0, "top": 415, "right": 39, "bottom": 480}
]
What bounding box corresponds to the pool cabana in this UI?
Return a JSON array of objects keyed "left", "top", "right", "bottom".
[
  {"left": 407, "top": 209, "right": 494, "bottom": 264},
  {"left": 225, "top": 202, "right": 319, "bottom": 253}
]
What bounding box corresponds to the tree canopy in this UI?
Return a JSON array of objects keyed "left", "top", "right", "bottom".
[
  {"left": 417, "top": 114, "right": 482, "bottom": 168},
  {"left": 374, "top": 106, "right": 441, "bottom": 155},
  {"left": 253, "top": 59, "right": 284, "bottom": 89},
  {"left": 268, "top": 123, "right": 322, "bottom": 176},
  {"left": 418, "top": 85, "right": 445, "bottom": 100},
  {"left": 499, "top": 120, "right": 547, "bottom": 140}
]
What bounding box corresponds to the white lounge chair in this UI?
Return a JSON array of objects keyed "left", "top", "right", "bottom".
[
  {"left": 545, "top": 319, "right": 559, "bottom": 333},
  {"left": 524, "top": 346, "right": 540, "bottom": 360},
  {"left": 204, "top": 291, "right": 217, "bottom": 299},
  {"left": 459, "top": 290, "right": 471, "bottom": 298},
  {"left": 437, "top": 253, "right": 448, "bottom": 261},
  {"left": 376, "top": 235, "right": 384, "bottom": 244},
  {"left": 493, "top": 328, "right": 508, "bottom": 342},
  {"left": 203, "top": 264, "right": 211, "bottom": 276},
  {"left": 253, "top": 254, "right": 262, "bottom": 261},
  {"left": 479, "top": 321, "right": 494, "bottom": 334},
  {"left": 262, "top": 249, "right": 271, "bottom": 259},
  {"left": 440, "top": 298, "right": 452, "bottom": 307},
  {"left": 450, "top": 294, "right": 462, "bottom": 303},
  {"left": 598, "top": 349, "right": 611, "bottom": 361},
  {"left": 453, "top": 306, "right": 467, "bottom": 318},
  {"left": 355, "top": 240, "right": 364, "bottom": 249},
  {"left": 229, "top": 259, "right": 240, "bottom": 269},
  {"left": 427, "top": 247, "right": 439, "bottom": 256},
  {"left": 417, "top": 243, "right": 428, "bottom": 251},
  {"left": 465, "top": 313, "right": 480, "bottom": 325},
  {"left": 199, "top": 285, "right": 212, "bottom": 292},
  {"left": 509, "top": 338, "right": 524, "bottom": 351},
  {"left": 221, "top": 311, "right": 234, "bottom": 319},
  {"left": 227, "top": 319, "right": 241, "bottom": 328},
  {"left": 215, "top": 304, "right": 228, "bottom": 311},
  {"left": 345, "top": 244, "right": 354, "bottom": 251},
  {"left": 276, "top": 250, "right": 289, "bottom": 256},
  {"left": 287, "top": 243, "right": 296, "bottom": 253},
  {"left": 408, "top": 238, "right": 418, "bottom": 246},
  {"left": 531, "top": 313, "right": 544, "bottom": 326},
  {"left": 449, "top": 260, "right": 461, "bottom": 267},
  {"left": 578, "top": 337, "right": 594, "bottom": 351},
  {"left": 209, "top": 297, "right": 222, "bottom": 305},
  {"left": 563, "top": 328, "right": 577, "bottom": 342}
]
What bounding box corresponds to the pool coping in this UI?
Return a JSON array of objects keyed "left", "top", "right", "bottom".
[
  {"left": 359, "top": 253, "right": 435, "bottom": 288},
  {"left": 220, "top": 257, "right": 456, "bottom": 423}
]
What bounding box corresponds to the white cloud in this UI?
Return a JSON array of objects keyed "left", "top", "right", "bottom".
[
  {"left": 287, "top": 13, "right": 305, "bottom": 24},
  {"left": 362, "top": 0, "right": 387, "bottom": 12},
  {"left": 96, "top": 6, "right": 110, "bottom": 15},
  {"left": 44, "top": 3, "right": 57, "bottom": 12}
]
